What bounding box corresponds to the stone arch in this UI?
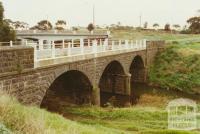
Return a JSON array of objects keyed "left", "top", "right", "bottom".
[
  {"left": 41, "top": 70, "right": 93, "bottom": 111},
  {"left": 52, "top": 65, "right": 94, "bottom": 87},
  {"left": 129, "top": 55, "right": 146, "bottom": 82},
  {"left": 99, "top": 60, "right": 129, "bottom": 107},
  {"left": 129, "top": 55, "right": 146, "bottom": 104}
]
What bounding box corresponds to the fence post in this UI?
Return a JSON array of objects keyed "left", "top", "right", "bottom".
[
  {"left": 52, "top": 41, "right": 55, "bottom": 58},
  {"left": 10, "top": 41, "right": 13, "bottom": 47},
  {"left": 80, "top": 38, "right": 84, "bottom": 54},
  {"left": 68, "top": 42, "right": 71, "bottom": 56}
]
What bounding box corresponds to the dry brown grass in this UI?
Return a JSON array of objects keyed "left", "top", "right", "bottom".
[{"left": 136, "top": 94, "right": 169, "bottom": 107}]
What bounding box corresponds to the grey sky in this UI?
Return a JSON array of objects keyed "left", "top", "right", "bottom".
[{"left": 2, "top": 0, "right": 200, "bottom": 27}]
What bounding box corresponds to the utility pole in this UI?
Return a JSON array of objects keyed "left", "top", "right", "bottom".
[
  {"left": 93, "top": 4, "right": 95, "bottom": 25},
  {"left": 139, "top": 13, "right": 142, "bottom": 28}
]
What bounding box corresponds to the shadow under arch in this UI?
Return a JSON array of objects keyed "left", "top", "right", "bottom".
[
  {"left": 41, "top": 70, "right": 93, "bottom": 111},
  {"left": 129, "top": 55, "right": 146, "bottom": 104},
  {"left": 99, "top": 60, "right": 129, "bottom": 107}
]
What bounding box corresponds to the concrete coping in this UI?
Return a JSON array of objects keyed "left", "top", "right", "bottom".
[{"left": 0, "top": 46, "right": 33, "bottom": 51}]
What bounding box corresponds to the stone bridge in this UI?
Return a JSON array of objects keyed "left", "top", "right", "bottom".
[{"left": 0, "top": 40, "right": 165, "bottom": 109}]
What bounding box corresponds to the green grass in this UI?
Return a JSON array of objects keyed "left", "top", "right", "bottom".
[
  {"left": 0, "top": 93, "right": 199, "bottom": 134},
  {"left": 0, "top": 94, "right": 126, "bottom": 134},
  {"left": 64, "top": 106, "right": 199, "bottom": 134},
  {"left": 149, "top": 42, "right": 200, "bottom": 94},
  {"left": 111, "top": 29, "right": 200, "bottom": 43}
]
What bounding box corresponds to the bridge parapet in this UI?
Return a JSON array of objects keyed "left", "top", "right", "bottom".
[
  {"left": 0, "top": 39, "right": 147, "bottom": 68},
  {"left": 0, "top": 45, "right": 34, "bottom": 76}
]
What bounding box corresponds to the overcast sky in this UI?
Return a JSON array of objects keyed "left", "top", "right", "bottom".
[{"left": 2, "top": 0, "right": 200, "bottom": 28}]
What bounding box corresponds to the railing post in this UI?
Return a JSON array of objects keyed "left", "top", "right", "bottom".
[
  {"left": 71, "top": 39, "right": 74, "bottom": 48},
  {"left": 100, "top": 39, "right": 102, "bottom": 46},
  {"left": 131, "top": 40, "right": 134, "bottom": 48},
  {"left": 88, "top": 39, "right": 90, "bottom": 47},
  {"left": 135, "top": 40, "right": 138, "bottom": 49},
  {"left": 33, "top": 44, "right": 37, "bottom": 63},
  {"left": 10, "top": 41, "right": 13, "bottom": 47},
  {"left": 125, "top": 40, "right": 129, "bottom": 49},
  {"left": 25, "top": 40, "right": 28, "bottom": 46},
  {"left": 119, "top": 40, "right": 122, "bottom": 49},
  {"left": 80, "top": 38, "right": 84, "bottom": 54},
  {"left": 92, "top": 40, "right": 97, "bottom": 54},
  {"left": 140, "top": 40, "right": 143, "bottom": 49},
  {"left": 103, "top": 38, "right": 108, "bottom": 52},
  {"left": 62, "top": 39, "right": 65, "bottom": 48},
  {"left": 52, "top": 41, "right": 55, "bottom": 58},
  {"left": 111, "top": 41, "right": 115, "bottom": 50},
  {"left": 68, "top": 42, "right": 71, "bottom": 56},
  {"left": 39, "top": 39, "right": 43, "bottom": 50},
  {"left": 143, "top": 39, "right": 147, "bottom": 49}
]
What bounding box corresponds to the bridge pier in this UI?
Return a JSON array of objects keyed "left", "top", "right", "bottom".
[{"left": 99, "top": 73, "right": 132, "bottom": 107}]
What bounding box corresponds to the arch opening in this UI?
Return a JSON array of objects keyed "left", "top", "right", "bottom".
[
  {"left": 129, "top": 55, "right": 146, "bottom": 104},
  {"left": 99, "top": 61, "right": 129, "bottom": 107},
  {"left": 41, "top": 70, "right": 93, "bottom": 111}
]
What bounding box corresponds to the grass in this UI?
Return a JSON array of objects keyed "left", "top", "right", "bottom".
[
  {"left": 0, "top": 94, "right": 126, "bottom": 134},
  {"left": 0, "top": 93, "right": 199, "bottom": 134},
  {"left": 149, "top": 42, "right": 200, "bottom": 94},
  {"left": 111, "top": 29, "right": 200, "bottom": 42},
  {"left": 64, "top": 106, "right": 200, "bottom": 134}
]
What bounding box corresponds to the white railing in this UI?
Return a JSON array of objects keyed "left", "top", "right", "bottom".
[{"left": 0, "top": 39, "right": 147, "bottom": 62}]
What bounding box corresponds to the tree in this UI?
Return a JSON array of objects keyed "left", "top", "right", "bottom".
[
  {"left": 55, "top": 20, "right": 66, "bottom": 30},
  {"left": 164, "top": 23, "right": 171, "bottom": 31},
  {"left": 31, "top": 20, "right": 53, "bottom": 30},
  {"left": 187, "top": 16, "right": 200, "bottom": 34},
  {"left": 153, "top": 23, "right": 159, "bottom": 30},
  {"left": 4, "top": 19, "right": 29, "bottom": 30},
  {"left": 143, "top": 22, "right": 148, "bottom": 29},
  {"left": 87, "top": 23, "right": 95, "bottom": 32},
  {"left": 0, "top": 2, "right": 15, "bottom": 42},
  {"left": 0, "top": 2, "right": 4, "bottom": 23},
  {"left": 173, "top": 24, "right": 181, "bottom": 31},
  {"left": 0, "top": 22, "right": 16, "bottom": 41}
]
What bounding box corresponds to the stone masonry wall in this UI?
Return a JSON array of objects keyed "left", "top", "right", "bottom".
[
  {"left": 0, "top": 46, "right": 34, "bottom": 75},
  {"left": 146, "top": 40, "right": 165, "bottom": 67}
]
